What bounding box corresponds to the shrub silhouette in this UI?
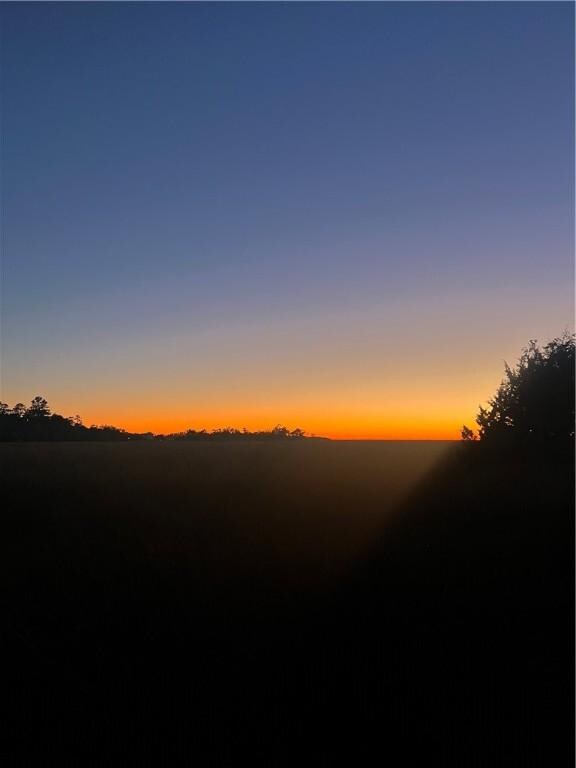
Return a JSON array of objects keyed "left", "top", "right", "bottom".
[{"left": 462, "top": 332, "right": 575, "bottom": 449}]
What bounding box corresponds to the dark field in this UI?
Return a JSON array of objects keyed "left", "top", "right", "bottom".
[{"left": 2, "top": 441, "right": 573, "bottom": 765}]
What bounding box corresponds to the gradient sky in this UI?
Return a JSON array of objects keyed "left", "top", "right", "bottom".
[{"left": 1, "top": 2, "right": 573, "bottom": 438}]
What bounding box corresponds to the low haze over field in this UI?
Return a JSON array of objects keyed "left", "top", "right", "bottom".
[{"left": 1, "top": 3, "right": 573, "bottom": 437}]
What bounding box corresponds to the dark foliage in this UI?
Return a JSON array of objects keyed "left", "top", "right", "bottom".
[
  {"left": 0, "top": 397, "right": 132, "bottom": 441},
  {"left": 462, "top": 332, "right": 575, "bottom": 451},
  {"left": 170, "top": 424, "right": 308, "bottom": 441},
  {"left": 0, "top": 397, "right": 310, "bottom": 442}
]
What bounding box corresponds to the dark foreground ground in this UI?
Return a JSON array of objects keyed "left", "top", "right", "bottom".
[{"left": 2, "top": 441, "right": 573, "bottom": 766}]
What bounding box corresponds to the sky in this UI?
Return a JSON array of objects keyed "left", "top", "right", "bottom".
[{"left": 0, "top": 2, "right": 573, "bottom": 439}]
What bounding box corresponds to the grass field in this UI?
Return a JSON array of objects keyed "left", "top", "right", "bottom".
[{"left": 2, "top": 440, "right": 573, "bottom": 765}]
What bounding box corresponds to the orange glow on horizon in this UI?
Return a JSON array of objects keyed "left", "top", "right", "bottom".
[
  {"left": 9, "top": 365, "right": 499, "bottom": 442},
  {"left": 75, "top": 408, "right": 469, "bottom": 441}
]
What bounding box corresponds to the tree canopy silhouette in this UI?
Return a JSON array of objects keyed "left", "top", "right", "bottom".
[
  {"left": 462, "top": 333, "right": 575, "bottom": 449},
  {"left": 0, "top": 396, "right": 312, "bottom": 442},
  {"left": 26, "top": 396, "right": 51, "bottom": 418}
]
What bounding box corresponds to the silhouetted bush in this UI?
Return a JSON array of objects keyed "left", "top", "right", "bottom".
[{"left": 462, "top": 333, "right": 575, "bottom": 452}]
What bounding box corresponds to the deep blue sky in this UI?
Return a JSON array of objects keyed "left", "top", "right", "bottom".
[{"left": 1, "top": 3, "right": 573, "bottom": 436}]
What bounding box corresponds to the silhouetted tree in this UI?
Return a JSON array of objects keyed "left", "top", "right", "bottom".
[
  {"left": 463, "top": 333, "right": 575, "bottom": 449},
  {"left": 460, "top": 425, "right": 476, "bottom": 442},
  {"left": 26, "top": 396, "right": 51, "bottom": 418}
]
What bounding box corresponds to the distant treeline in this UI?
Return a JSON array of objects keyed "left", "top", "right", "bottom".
[
  {"left": 0, "top": 397, "right": 314, "bottom": 442},
  {"left": 3, "top": 334, "right": 573, "bottom": 445}
]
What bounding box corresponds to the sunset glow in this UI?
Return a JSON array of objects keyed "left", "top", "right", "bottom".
[
  {"left": 2, "top": 5, "right": 573, "bottom": 762},
  {"left": 1, "top": 3, "right": 573, "bottom": 438}
]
